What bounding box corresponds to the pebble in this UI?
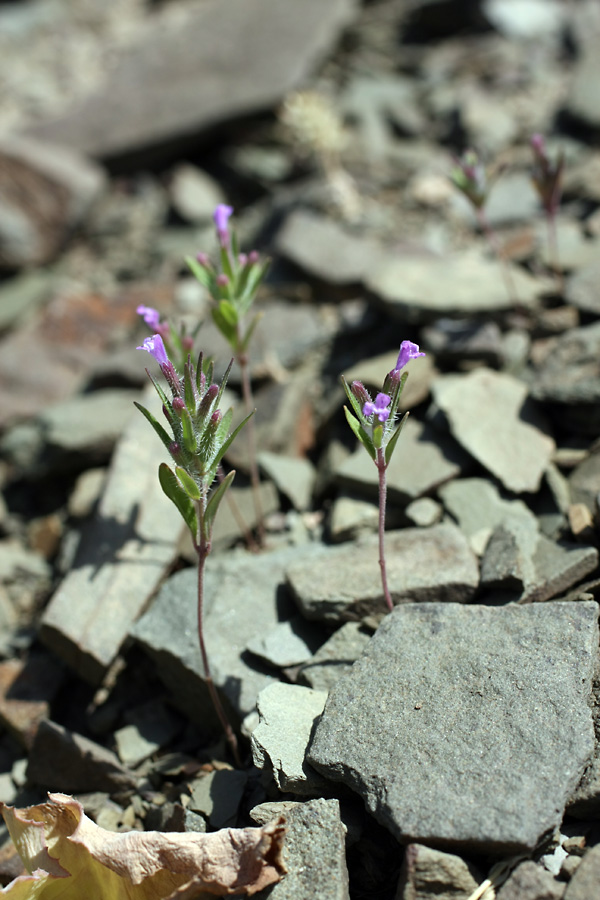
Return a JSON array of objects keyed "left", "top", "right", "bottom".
[
  {"left": 433, "top": 368, "right": 555, "bottom": 493},
  {"left": 246, "top": 616, "right": 326, "bottom": 669},
  {"left": 188, "top": 768, "right": 248, "bottom": 829},
  {"left": 258, "top": 451, "right": 316, "bottom": 512},
  {"left": 397, "top": 843, "right": 481, "bottom": 900},
  {"left": 0, "top": 653, "right": 64, "bottom": 749},
  {"left": 251, "top": 683, "right": 329, "bottom": 795},
  {"left": 496, "top": 860, "right": 564, "bottom": 900},
  {"left": 286, "top": 523, "right": 479, "bottom": 621},
  {"left": 563, "top": 843, "right": 600, "bottom": 900},
  {"left": 169, "top": 164, "right": 225, "bottom": 225},
  {"left": 329, "top": 494, "right": 380, "bottom": 543},
  {"left": 307, "top": 601, "right": 599, "bottom": 853},
  {"left": 297, "top": 622, "right": 372, "bottom": 693}
]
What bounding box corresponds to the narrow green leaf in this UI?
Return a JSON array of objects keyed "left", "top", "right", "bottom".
[
  {"left": 211, "top": 306, "right": 237, "bottom": 348},
  {"left": 219, "top": 246, "right": 235, "bottom": 282},
  {"left": 185, "top": 255, "right": 214, "bottom": 291},
  {"left": 134, "top": 402, "right": 173, "bottom": 453},
  {"left": 175, "top": 466, "right": 202, "bottom": 500},
  {"left": 239, "top": 259, "right": 270, "bottom": 312},
  {"left": 183, "top": 362, "right": 197, "bottom": 411},
  {"left": 344, "top": 406, "right": 376, "bottom": 460},
  {"left": 180, "top": 406, "right": 197, "bottom": 454},
  {"left": 214, "top": 407, "right": 233, "bottom": 446},
  {"left": 158, "top": 463, "right": 198, "bottom": 537},
  {"left": 385, "top": 412, "right": 409, "bottom": 466},
  {"left": 203, "top": 469, "right": 236, "bottom": 540},
  {"left": 212, "top": 411, "right": 254, "bottom": 471},
  {"left": 241, "top": 311, "right": 264, "bottom": 353},
  {"left": 215, "top": 358, "right": 234, "bottom": 410}
]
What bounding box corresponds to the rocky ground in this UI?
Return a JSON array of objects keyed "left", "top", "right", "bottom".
[{"left": 2, "top": 0, "right": 600, "bottom": 897}]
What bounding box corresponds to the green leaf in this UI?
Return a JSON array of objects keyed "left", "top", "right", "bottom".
[
  {"left": 344, "top": 406, "right": 376, "bottom": 461},
  {"left": 134, "top": 402, "right": 173, "bottom": 453},
  {"left": 211, "top": 411, "right": 254, "bottom": 473},
  {"left": 175, "top": 466, "right": 202, "bottom": 500},
  {"left": 203, "top": 469, "right": 236, "bottom": 540},
  {"left": 211, "top": 305, "right": 237, "bottom": 349},
  {"left": 240, "top": 311, "right": 264, "bottom": 353},
  {"left": 215, "top": 358, "right": 234, "bottom": 410},
  {"left": 180, "top": 406, "right": 197, "bottom": 454},
  {"left": 185, "top": 255, "right": 214, "bottom": 291},
  {"left": 385, "top": 412, "right": 409, "bottom": 466},
  {"left": 183, "top": 362, "right": 197, "bottom": 411},
  {"left": 239, "top": 260, "right": 270, "bottom": 313},
  {"left": 219, "top": 246, "right": 235, "bottom": 282},
  {"left": 158, "top": 463, "right": 198, "bottom": 537}
]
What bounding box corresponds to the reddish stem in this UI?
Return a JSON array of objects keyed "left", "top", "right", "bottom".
[
  {"left": 547, "top": 212, "right": 564, "bottom": 296},
  {"left": 195, "top": 501, "right": 241, "bottom": 767},
  {"left": 236, "top": 334, "right": 264, "bottom": 547},
  {"left": 376, "top": 448, "right": 394, "bottom": 613}
]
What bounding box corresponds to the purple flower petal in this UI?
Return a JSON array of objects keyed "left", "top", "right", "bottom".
[
  {"left": 364, "top": 392, "right": 391, "bottom": 423},
  {"left": 137, "top": 334, "right": 169, "bottom": 368},
  {"left": 394, "top": 340, "right": 426, "bottom": 373},
  {"left": 137, "top": 305, "right": 161, "bottom": 329},
  {"left": 213, "top": 204, "right": 234, "bottom": 247}
]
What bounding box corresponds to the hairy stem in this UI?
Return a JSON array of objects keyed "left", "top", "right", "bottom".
[
  {"left": 236, "top": 329, "right": 264, "bottom": 547},
  {"left": 376, "top": 448, "right": 393, "bottom": 613},
  {"left": 547, "top": 212, "right": 564, "bottom": 295},
  {"left": 195, "top": 498, "right": 241, "bottom": 767}
]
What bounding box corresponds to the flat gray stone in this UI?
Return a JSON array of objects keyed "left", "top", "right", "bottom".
[
  {"left": 286, "top": 523, "right": 479, "bottom": 622},
  {"left": 563, "top": 843, "right": 600, "bottom": 900},
  {"left": 367, "top": 250, "right": 541, "bottom": 319},
  {"left": 329, "top": 494, "right": 380, "bottom": 542},
  {"left": 168, "top": 164, "right": 225, "bottom": 225},
  {"left": 433, "top": 369, "right": 555, "bottom": 494},
  {"left": 188, "top": 769, "right": 248, "bottom": 829},
  {"left": 297, "top": 622, "right": 373, "bottom": 693},
  {"left": 24, "top": 0, "right": 358, "bottom": 158},
  {"left": 250, "top": 798, "right": 350, "bottom": 900},
  {"left": 438, "top": 477, "right": 539, "bottom": 555},
  {"left": 246, "top": 616, "right": 326, "bottom": 668},
  {"left": 307, "top": 601, "right": 599, "bottom": 854},
  {"left": 275, "top": 210, "right": 386, "bottom": 284},
  {"left": 337, "top": 418, "right": 467, "bottom": 506},
  {"left": 496, "top": 860, "right": 564, "bottom": 900},
  {"left": 404, "top": 497, "right": 443, "bottom": 528},
  {"left": 251, "top": 683, "right": 329, "bottom": 795},
  {"left": 40, "top": 389, "right": 140, "bottom": 462},
  {"left": 40, "top": 386, "right": 183, "bottom": 684},
  {"left": 397, "top": 843, "right": 481, "bottom": 900},
  {"left": 132, "top": 544, "right": 324, "bottom": 725},
  {"left": 480, "top": 518, "right": 539, "bottom": 591},
  {"left": 258, "top": 451, "right": 316, "bottom": 512}
]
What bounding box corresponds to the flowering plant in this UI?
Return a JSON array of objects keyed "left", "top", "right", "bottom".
[
  {"left": 136, "top": 332, "right": 252, "bottom": 764},
  {"left": 530, "top": 133, "right": 564, "bottom": 292},
  {"left": 342, "top": 341, "right": 425, "bottom": 612}
]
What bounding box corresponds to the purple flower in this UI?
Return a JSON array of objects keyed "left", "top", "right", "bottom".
[
  {"left": 363, "top": 393, "right": 391, "bottom": 423},
  {"left": 213, "top": 204, "right": 234, "bottom": 247},
  {"left": 137, "top": 305, "right": 161, "bottom": 329},
  {"left": 137, "top": 334, "right": 169, "bottom": 368},
  {"left": 393, "top": 341, "right": 426, "bottom": 374}
]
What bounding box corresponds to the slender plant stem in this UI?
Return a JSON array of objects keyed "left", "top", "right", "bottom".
[
  {"left": 236, "top": 330, "right": 264, "bottom": 547},
  {"left": 547, "top": 212, "right": 564, "bottom": 295},
  {"left": 476, "top": 208, "right": 519, "bottom": 307},
  {"left": 375, "top": 448, "right": 393, "bottom": 613},
  {"left": 195, "top": 499, "right": 241, "bottom": 767}
]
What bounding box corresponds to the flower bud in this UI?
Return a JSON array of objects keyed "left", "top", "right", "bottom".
[
  {"left": 248, "top": 250, "right": 260, "bottom": 264},
  {"left": 182, "top": 336, "right": 194, "bottom": 352},
  {"left": 216, "top": 274, "right": 229, "bottom": 287},
  {"left": 238, "top": 253, "right": 248, "bottom": 266},
  {"left": 173, "top": 397, "right": 186, "bottom": 413},
  {"left": 351, "top": 380, "right": 371, "bottom": 408},
  {"left": 196, "top": 251, "right": 210, "bottom": 267}
]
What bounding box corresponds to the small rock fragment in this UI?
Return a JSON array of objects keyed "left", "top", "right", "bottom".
[
  {"left": 251, "top": 683, "right": 329, "bottom": 795},
  {"left": 188, "top": 769, "right": 248, "bottom": 829},
  {"left": 0, "top": 654, "right": 64, "bottom": 749},
  {"left": 397, "top": 843, "right": 481, "bottom": 900},
  {"left": 297, "top": 622, "right": 372, "bottom": 693},
  {"left": 496, "top": 860, "right": 564, "bottom": 900}
]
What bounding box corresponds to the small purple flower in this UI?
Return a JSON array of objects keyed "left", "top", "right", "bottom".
[
  {"left": 393, "top": 340, "right": 426, "bottom": 375},
  {"left": 213, "top": 204, "right": 234, "bottom": 248},
  {"left": 137, "top": 305, "right": 161, "bottom": 329},
  {"left": 137, "top": 334, "right": 169, "bottom": 368},
  {"left": 363, "top": 393, "right": 391, "bottom": 423}
]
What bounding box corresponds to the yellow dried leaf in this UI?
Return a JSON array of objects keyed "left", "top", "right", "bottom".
[{"left": 1, "top": 793, "right": 286, "bottom": 899}]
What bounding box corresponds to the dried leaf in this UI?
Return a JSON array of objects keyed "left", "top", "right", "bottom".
[{"left": 1, "top": 793, "right": 286, "bottom": 899}]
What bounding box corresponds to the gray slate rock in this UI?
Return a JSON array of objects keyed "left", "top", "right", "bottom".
[
  {"left": 307, "top": 601, "right": 599, "bottom": 854},
  {"left": 337, "top": 418, "right": 467, "bottom": 506},
  {"left": 25, "top": 0, "right": 358, "bottom": 158},
  {"left": 258, "top": 452, "right": 316, "bottom": 512},
  {"left": 28, "top": 719, "right": 137, "bottom": 794},
  {"left": 438, "top": 477, "right": 540, "bottom": 555},
  {"left": 297, "top": 623, "right": 373, "bottom": 693},
  {"left": 496, "top": 860, "right": 565, "bottom": 900},
  {"left": 168, "top": 164, "right": 225, "bottom": 225},
  {"left": 397, "top": 843, "right": 481, "bottom": 900},
  {"left": 250, "top": 798, "right": 350, "bottom": 900},
  {"left": 188, "top": 768, "right": 248, "bottom": 829},
  {"left": 275, "top": 210, "right": 386, "bottom": 284},
  {"left": 246, "top": 616, "right": 326, "bottom": 669},
  {"left": 404, "top": 497, "right": 443, "bottom": 528},
  {"left": 480, "top": 518, "right": 538, "bottom": 591},
  {"left": 251, "top": 683, "right": 329, "bottom": 795},
  {"left": 329, "top": 494, "right": 380, "bottom": 543},
  {"left": 286, "top": 523, "right": 479, "bottom": 622},
  {"left": 433, "top": 369, "right": 555, "bottom": 494},
  {"left": 132, "top": 544, "right": 324, "bottom": 725},
  {"left": 367, "top": 250, "right": 541, "bottom": 319},
  {"left": 40, "top": 386, "right": 183, "bottom": 684},
  {"left": 563, "top": 843, "right": 600, "bottom": 900},
  {"left": 530, "top": 321, "right": 600, "bottom": 433}
]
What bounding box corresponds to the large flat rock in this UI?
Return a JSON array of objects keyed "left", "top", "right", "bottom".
[
  {"left": 286, "top": 523, "right": 479, "bottom": 622},
  {"left": 307, "top": 601, "right": 599, "bottom": 854},
  {"left": 432, "top": 369, "right": 555, "bottom": 494},
  {"left": 24, "top": 0, "right": 357, "bottom": 158}
]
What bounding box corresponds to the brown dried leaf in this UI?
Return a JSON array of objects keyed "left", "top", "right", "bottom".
[{"left": 1, "top": 792, "right": 286, "bottom": 899}]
